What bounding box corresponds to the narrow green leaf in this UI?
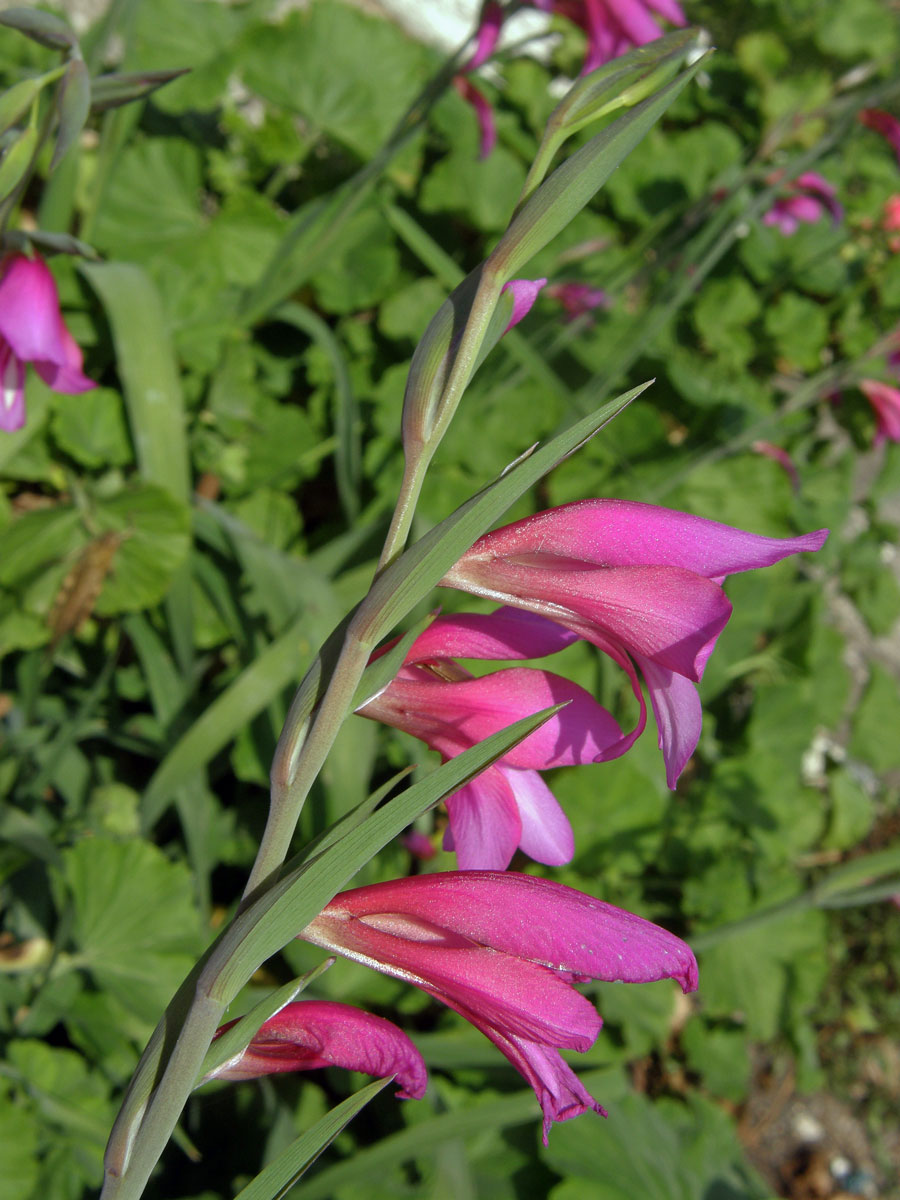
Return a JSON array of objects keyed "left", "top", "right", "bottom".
[
  {"left": 349, "top": 613, "right": 434, "bottom": 711},
  {"left": 0, "top": 67, "right": 65, "bottom": 134},
  {"left": 296, "top": 1078, "right": 620, "bottom": 1198},
  {"left": 197, "top": 960, "right": 333, "bottom": 1084},
  {"left": 80, "top": 262, "right": 189, "bottom": 501},
  {"left": 89, "top": 68, "right": 191, "bottom": 113},
  {"left": 0, "top": 7, "right": 77, "bottom": 49},
  {"left": 51, "top": 58, "right": 90, "bottom": 170},
  {"left": 490, "top": 57, "right": 706, "bottom": 280},
  {"left": 80, "top": 261, "right": 193, "bottom": 672},
  {"left": 0, "top": 110, "right": 38, "bottom": 200},
  {"left": 234, "top": 1079, "right": 390, "bottom": 1200}
]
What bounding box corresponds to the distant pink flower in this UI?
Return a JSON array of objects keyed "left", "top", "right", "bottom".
[
  {"left": 860, "top": 109, "right": 900, "bottom": 168},
  {"left": 441, "top": 501, "right": 828, "bottom": 787},
  {"left": 359, "top": 608, "right": 625, "bottom": 869},
  {"left": 534, "top": 0, "right": 687, "bottom": 73},
  {"left": 751, "top": 440, "right": 800, "bottom": 491},
  {"left": 300, "top": 871, "right": 698, "bottom": 1142},
  {"left": 763, "top": 172, "right": 843, "bottom": 236},
  {"left": 860, "top": 379, "right": 900, "bottom": 446},
  {"left": 502, "top": 277, "right": 548, "bottom": 331},
  {"left": 208, "top": 1000, "right": 427, "bottom": 1098},
  {"left": 0, "top": 252, "right": 95, "bottom": 432},
  {"left": 883, "top": 195, "right": 900, "bottom": 235},
  {"left": 546, "top": 281, "right": 610, "bottom": 321},
  {"left": 402, "top": 830, "right": 438, "bottom": 860}
]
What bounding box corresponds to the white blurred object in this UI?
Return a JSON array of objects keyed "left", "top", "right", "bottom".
[{"left": 372, "top": 0, "right": 551, "bottom": 58}]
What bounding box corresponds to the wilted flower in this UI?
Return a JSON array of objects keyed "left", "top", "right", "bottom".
[
  {"left": 207, "top": 1000, "right": 427, "bottom": 1098},
  {"left": 860, "top": 379, "right": 900, "bottom": 446},
  {"left": 763, "top": 172, "right": 843, "bottom": 236},
  {"left": 300, "top": 871, "right": 698, "bottom": 1142},
  {"left": 359, "top": 608, "right": 626, "bottom": 869},
  {"left": 0, "top": 252, "right": 95, "bottom": 432},
  {"left": 441, "top": 500, "right": 828, "bottom": 787}
]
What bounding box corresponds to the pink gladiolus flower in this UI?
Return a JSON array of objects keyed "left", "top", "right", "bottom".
[
  {"left": 534, "top": 0, "right": 687, "bottom": 73},
  {"left": 0, "top": 252, "right": 95, "bottom": 432},
  {"left": 441, "top": 501, "right": 828, "bottom": 787},
  {"left": 763, "top": 172, "right": 843, "bottom": 236},
  {"left": 359, "top": 608, "right": 626, "bottom": 869},
  {"left": 207, "top": 1000, "right": 427, "bottom": 1098},
  {"left": 860, "top": 379, "right": 900, "bottom": 446},
  {"left": 299, "top": 871, "right": 698, "bottom": 1142},
  {"left": 860, "top": 109, "right": 900, "bottom": 168},
  {"left": 546, "top": 281, "right": 611, "bottom": 321}
]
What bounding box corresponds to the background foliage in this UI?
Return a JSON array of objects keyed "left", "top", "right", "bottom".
[{"left": 1, "top": 1, "right": 899, "bottom": 1197}]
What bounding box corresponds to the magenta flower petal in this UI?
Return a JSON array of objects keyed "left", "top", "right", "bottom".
[
  {"left": 445, "top": 500, "right": 827, "bottom": 587},
  {"left": 0, "top": 344, "right": 26, "bottom": 432},
  {"left": 602, "top": 0, "right": 664, "bottom": 46},
  {"left": 33, "top": 323, "right": 95, "bottom": 395},
  {"left": 468, "top": 1, "right": 505, "bottom": 70},
  {"left": 632, "top": 653, "right": 703, "bottom": 787},
  {"left": 795, "top": 173, "right": 843, "bottom": 226},
  {"left": 407, "top": 608, "right": 579, "bottom": 665},
  {"left": 454, "top": 76, "right": 497, "bottom": 160},
  {"left": 0, "top": 254, "right": 74, "bottom": 365},
  {"left": 444, "top": 767, "right": 523, "bottom": 869},
  {"left": 307, "top": 872, "right": 699, "bottom": 992},
  {"left": 300, "top": 872, "right": 697, "bottom": 1141},
  {"left": 485, "top": 1032, "right": 606, "bottom": 1144},
  {"left": 860, "top": 379, "right": 900, "bottom": 446},
  {"left": 506, "top": 767, "right": 575, "bottom": 865},
  {"left": 0, "top": 253, "right": 95, "bottom": 431},
  {"left": 502, "top": 278, "right": 548, "bottom": 332},
  {"left": 209, "top": 1000, "right": 427, "bottom": 1099}
]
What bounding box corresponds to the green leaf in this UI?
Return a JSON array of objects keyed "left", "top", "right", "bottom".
[
  {"left": 543, "top": 1091, "right": 769, "bottom": 1200},
  {"left": 0, "top": 1099, "right": 40, "bottom": 1200},
  {"left": 88, "top": 139, "right": 207, "bottom": 261},
  {"left": 234, "top": 1079, "right": 390, "bottom": 1200},
  {"left": 92, "top": 484, "right": 191, "bottom": 615},
  {"left": 51, "top": 387, "right": 134, "bottom": 468},
  {"left": 80, "top": 261, "right": 190, "bottom": 502},
  {"left": 53, "top": 838, "right": 204, "bottom": 1023},
  {"left": 240, "top": 1, "right": 432, "bottom": 159}
]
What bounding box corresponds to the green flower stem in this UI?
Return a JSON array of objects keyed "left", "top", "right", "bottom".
[{"left": 243, "top": 630, "right": 371, "bottom": 898}]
